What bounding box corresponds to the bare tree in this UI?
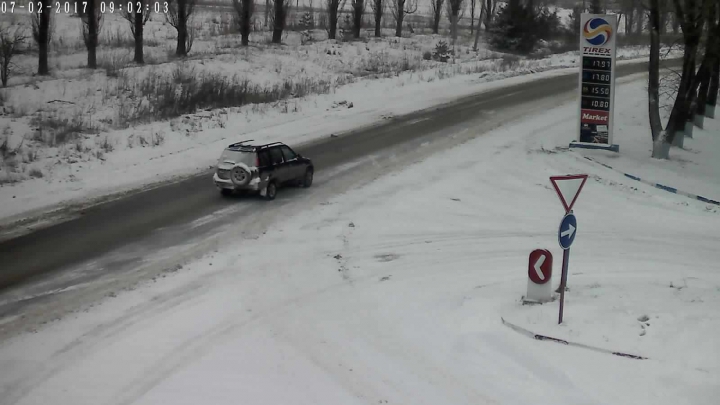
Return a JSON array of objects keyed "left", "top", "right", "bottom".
[
  {"left": 686, "top": 0, "right": 719, "bottom": 125},
  {"left": 431, "top": 0, "right": 444, "bottom": 34},
  {"left": 709, "top": 5, "right": 720, "bottom": 116},
  {"left": 648, "top": 0, "right": 665, "bottom": 157},
  {"left": 81, "top": 0, "right": 102, "bottom": 69},
  {"left": 265, "top": 0, "right": 271, "bottom": 27},
  {"left": 389, "top": 0, "right": 418, "bottom": 37},
  {"left": 370, "top": 0, "right": 385, "bottom": 37},
  {"left": 272, "top": 0, "right": 291, "bottom": 43},
  {"left": 326, "top": 0, "right": 347, "bottom": 39},
  {"left": 470, "top": 0, "right": 477, "bottom": 33},
  {"left": 648, "top": 0, "right": 708, "bottom": 158},
  {"left": 635, "top": 1, "right": 644, "bottom": 35},
  {"left": 621, "top": 0, "right": 636, "bottom": 34},
  {"left": 472, "top": 0, "right": 486, "bottom": 50},
  {"left": 664, "top": 0, "right": 707, "bottom": 145},
  {"left": 0, "top": 26, "right": 26, "bottom": 87},
  {"left": 482, "top": 0, "right": 496, "bottom": 32},
  {"left": 351, "top": 0, "right": 366, "bottom": 38},
  {"left": 232, "top": 0, "right": 255, "bottom": 46},
  {"left": 31, "top": 4, "right": 52, "bottom": 75},
  {"left": 658, "top": 0, "right": 671, "bottom": 34},
  {"left": 122, "top": 2, "right": 152, "bottom": 64},
  {"left": 446, "top": 0, "right": 464, "bottom": 47},
  {"left": 166, "top": 0, "right": 196, "bottom": 56}
]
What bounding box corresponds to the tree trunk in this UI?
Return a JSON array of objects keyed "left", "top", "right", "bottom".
[
  {"left": 329, "top": 6, "right": 338, "bottom": 39},
  {"left": 625, "top": 9, "right": 635, "bottom": 34},
  {"left": 176, "top": 5, "right": 187, "bottom": 56},
  {"left": 38, "top": 5, "right": 51, "bottom": 75},
  {"left": 635, "top": 7, "right": 643, "bottom": 35},
  {"left": 470, "top": 0, "right": 475, "bottom": 34},
  {"left": 705, "top": 1, "right": 720, "bottom": 113},
  {"left": 484, "top": 0, "right": 492, "bottom": 32},
  {"left": 450, "top": 13, "right": 458, "bottom": 43},
  {"left": 374, "top": 2, "right": 382, "bottom": 37},
  {"left": 696, "top": 2, "right": 718, "bottom": 118},
  {"left": 450, "top": 13, "right": 458, "bottom": 63},
  {"left": 265, "top": 0, "right": 270, "bottom": 27},
  {"left": 134, "top": 11, "right": 144, "bottom": 63},
  {"left": 666, "top": 37, "right": 700, "bottom": 144},
  {"left": 432, "top": 2, "right": 442, "bottom": 34},
  {"left": 696, "top": 68, "right": 711, "bottom": 117},
  {"left": 353, "top": 1, "right": 363, "bottom": 38},
  {"left": 659, "top": 9, "right": 668, "bottom": 34},
  {"left": 239, "top": 0, "right": 252, "bottom": 46},
  {"left": 272, "top": 0, "right": 284, "bottom": 43},
  {"left": 709, "top": 55, "right": 719, "bottom": 109},
  {"left": 473, "top": 4, "right": 484, "bottom": 50},
  {"left": 649, "top": 0, "right": 669, "bottom": 158},
  {"left": 87, "top": 2, "right": 97, "bottom": 69},
  {"left": 395, "top": 7, "right": 404, "bottom": 37}
]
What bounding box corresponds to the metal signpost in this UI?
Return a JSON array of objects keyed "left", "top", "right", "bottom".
[
  {"left": 549, "top": 174, "right": 588, "bottom": 324},
  {"left": 570, "top": 13, "right": 620, "bottom": 153}
]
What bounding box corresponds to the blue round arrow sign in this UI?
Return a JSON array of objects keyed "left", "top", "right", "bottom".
[{"left": 558, "top": 212, "right": 577, "bottom": 250}]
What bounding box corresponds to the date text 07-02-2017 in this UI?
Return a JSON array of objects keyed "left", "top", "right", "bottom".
[{"left": 0, "top": 1, "right": 169, "bottom": 14}]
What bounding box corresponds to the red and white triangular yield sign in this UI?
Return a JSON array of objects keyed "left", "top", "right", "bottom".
[{"left": 550, "top": 174, "right": 588, "bottom": 213}]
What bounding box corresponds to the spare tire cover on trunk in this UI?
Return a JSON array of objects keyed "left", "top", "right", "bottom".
[{"left": 230, "top": 163, "right": 252, "bottom": 186}]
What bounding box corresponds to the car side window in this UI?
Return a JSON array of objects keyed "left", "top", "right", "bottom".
[
  {"left": 268, "top": 147, "right": 284, "bottom": 165},
  {"left": 258, "top": 151, "right": 270, "bottom": 167},
  {"left": 280, "top": 146, "right": 297, "bottom": 161}
]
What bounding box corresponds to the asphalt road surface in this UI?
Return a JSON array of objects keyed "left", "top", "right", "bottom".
[{"left": 0, "top": 60, "right": 678, "bottom": 336}]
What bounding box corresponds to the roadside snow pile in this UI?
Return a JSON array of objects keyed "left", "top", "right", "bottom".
[{"left": 0, "top": 75, "right": 717, "bottom": 405}]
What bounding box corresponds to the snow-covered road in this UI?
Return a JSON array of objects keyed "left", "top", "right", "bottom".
[{"left": 0, "top": 76, "right": 718, "bottom": 405}]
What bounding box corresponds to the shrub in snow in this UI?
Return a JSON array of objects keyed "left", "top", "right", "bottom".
[
  {"left": 489, "top": 3, "right": 562, "bottom": 54},
  {"left": 300, "top": 11, "right": 314, "bottom": 29},
  {"left": 422, "top": 51, "right": 432, "bottom": 61},
  {"left": 433, "top": 41, "right": 452, "bottom": 63},
  {"left": 299, "top": 11, "right": 314, "bottom": 45}
]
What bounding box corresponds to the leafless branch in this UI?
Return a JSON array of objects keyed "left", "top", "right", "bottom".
[{"left": 0, "top": 26, "right": 27, "bottom": 87}]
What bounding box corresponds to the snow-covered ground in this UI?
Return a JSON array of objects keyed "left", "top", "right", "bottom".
[
  {"left": 0, "top": 8, "right": 682, "bottom": 226},
  {"left": 0, "top": 50, "right": 678, "bottom": 227},
  {"left": 0, "top": 75, "right": 718, "bottom": 405}
]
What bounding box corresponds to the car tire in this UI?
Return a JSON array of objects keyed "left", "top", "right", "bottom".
[
  {"left": 230, "top": 165, "right": 251, "bottom": 186},
  {"left": 220, "top": 188, "right": 233, "bottom": 197},
  {"left": 264, "top": 182, "right": 277, "bottom": 200},
  {"left": 302, "top": 168, "right": 314, "bottom": 188}
]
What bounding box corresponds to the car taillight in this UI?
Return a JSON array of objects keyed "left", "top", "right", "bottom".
[{"left": 256, "top": 156, "right": 260, "bottom": 167}]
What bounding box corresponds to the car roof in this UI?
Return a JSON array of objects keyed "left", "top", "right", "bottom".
[{"left": 225, "top": 140, "right": 287, "bottom": 153}]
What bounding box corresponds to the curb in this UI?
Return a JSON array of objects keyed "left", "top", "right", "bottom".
[
  {"left": 580, "top": 156, "right": 720, "bottom": 206},
  {"left": 501, "top": 317, "right": 648, "bottom": 360}
]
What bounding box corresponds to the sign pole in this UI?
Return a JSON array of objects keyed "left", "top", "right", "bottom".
[
  {"left": 558, "top": 248, "right": 570, "bottom": 324},
  {"left": 549, "top": 177, "right": 586, "bottom": 325}
]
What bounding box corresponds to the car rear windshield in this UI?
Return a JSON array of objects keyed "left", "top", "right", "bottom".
[{"left": 219, "top": 149, "right": 257, "bottom": 166}]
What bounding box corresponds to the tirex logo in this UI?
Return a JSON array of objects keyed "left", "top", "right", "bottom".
[
  {"left": 581, "top": 109, "right": 609, "bottom": 124},
  {"left": 583, "top": 18, "right": 612, "bottom": 46},
  {"left": 583, "top": 47, "right": 611, "bottom": 55}
]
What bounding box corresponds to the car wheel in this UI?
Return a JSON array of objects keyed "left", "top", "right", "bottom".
[
  {"left": 265, "top": 182, "right": 277, "bottom": 200},
  {"left": 220, "top": 188, "right": 233, "bottom": 197},
  {"left": 230, "top": 166, "right": 251, "bottom": 186},
  {"left": 302, "top": 168, "right": 314, "bottom": 188}
]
